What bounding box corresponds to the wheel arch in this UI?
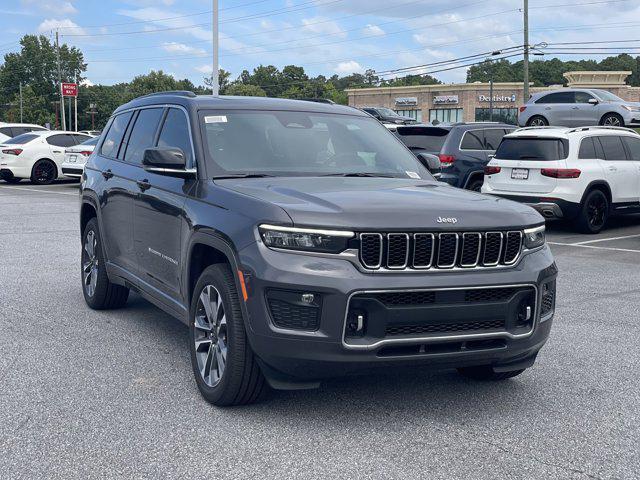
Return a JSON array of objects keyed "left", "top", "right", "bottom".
[
  {"left": 463, "top": 169, "right": 485, "bottom": 190},
  {"left": 599, "top": 112, "right": 624, "bottom": 125},
  {"left": 580, "top": 180, "right": 612, "bottom": 207},
  {"left": 31, "top": 157, "right": 59, "bottom": 179},
  {"left": 526, "top": 114, "right": 548, "bottom": 126}
]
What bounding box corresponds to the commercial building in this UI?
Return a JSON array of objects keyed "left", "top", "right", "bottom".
[{"left": 346, "top": 71, "right": 640, "bottom": 125}]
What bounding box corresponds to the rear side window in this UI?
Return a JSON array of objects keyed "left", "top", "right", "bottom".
[
  {"left": 395, "top": 127, "right": 450, "bottom": 152},
  {"left": 47, "top": 134, "right": 77, "bottom": 147},
  {"left": 157, "top": 108, "right": 193, "bottom": 166},
  {"left": 536, "top": 92, "right": 574, "bottom": 104},
  {"left": 596, "top": 136, "right": 628, "bottom": 161},
  {"left": 495, "top": 137, "right": 569, "bottom": 160},
  {"left": 101, "top": 112, "right": 133, "bottom": 158},
  {"left": 460, "top": 130, "right": 484, "bottom": 150},
  {"left": 578, "top": 137, "right": 597, "bottom": 159},
  {"left": 622, "top": 136, "right": 640, "bottom": 161},
  {"left": 0, "top": 127, "right": 12, "bottom": 137},
  {"left": 73, "top": 134, "right": 92, "bottom": 144},
  {"left": 123, "top": 108, "right": 164, "bottom": 165},
  {"left": 483, "top": 129, "right": 509, "bottom": 150},
  {"left": 4, "top": 133, "right": 38, "bottom": 144}
]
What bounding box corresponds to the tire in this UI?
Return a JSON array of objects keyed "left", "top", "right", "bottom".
[
  {"left": 30, "top": 159, "right": 57, "bottom": 185},
  {"left": 600, "top": 113, "right": 624, "bottom": 127},
  {"left": 574, "top": 189, "right": 609, "bottom": 234},
  {"left": 526, "top": 115, "right": 548, "bottom": 127},
  {"left": 457, "top": 366, "right": 525, "bottom": 381},
  {"left": 81, "top": 217, "right": 129, "bottom": 309},
  {"left": 189, "top": 264, "right": 267, "bottom": 406},
  {"left": 3, "top": 176, "right": 21, "bottom": 184},
  {"left": 467, "top": 177, "right": 483, "bottom": 192}
]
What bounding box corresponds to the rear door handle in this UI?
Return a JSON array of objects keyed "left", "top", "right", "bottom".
[
  {"left": 544, "top": 107, "right": 552, "bottom": 110},
  {"left": 136, "top": 179, "right": 151, "bottom": 191},
  {"left": 572, "top": 107, "right": 579, "bottom": 110},
  {"left": 52, "top": 150, "right": 62, "bottom": 153},
  {"left": 608, "top": 166, "right": 617, "bottom": 171},
  {"left": 101, "top": 169, "right": 113, "bottom": 179}
]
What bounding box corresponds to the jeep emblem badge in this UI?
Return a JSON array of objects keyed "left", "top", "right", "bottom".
[{"left": 437, "top": 216, "right": 458, "bottom": 224}]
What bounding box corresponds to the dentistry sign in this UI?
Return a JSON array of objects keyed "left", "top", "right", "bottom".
[{"left": 478, "top": 93, "right": 517, "bottom": 103}]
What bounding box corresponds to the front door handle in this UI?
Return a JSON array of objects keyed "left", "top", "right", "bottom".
[
  {"left": 608, "top": 166, "right": 617, "bottom": 172},
  {"left": 572, "top": 107, "right": 579, "bottom": 110},
  {"left": 136, "top": 179, "right": 151, "bottom": 191},
  {"left": 544, "top": 107, "right": 552, "bottom": 110},
  {"left": 52, "top": 150, "right": 62, "bottom": 153},
  {"left": 101, "top": 169, "right": 113, "bottom": 179}
]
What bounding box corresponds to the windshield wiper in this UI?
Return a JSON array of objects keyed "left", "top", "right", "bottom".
[
  {"left": 321, "top": 172, "right": 400, "bottom": 178},
  {"left": 212, "top": 173, "right": 275, "bottom": 179}
]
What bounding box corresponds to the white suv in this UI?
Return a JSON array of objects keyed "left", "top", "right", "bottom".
[{"left": 482, "top": 126, "right": 640, "bottom": 233}]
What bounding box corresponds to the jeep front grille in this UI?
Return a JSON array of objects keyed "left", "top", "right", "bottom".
[{"left": 358, "top": 230, "right": 523, "bottom": 270}]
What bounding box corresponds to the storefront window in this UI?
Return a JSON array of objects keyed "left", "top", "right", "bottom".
[
  {"left": 394, "top": 109, "right": 422, "bottom": 122},
  {"left": 429, "top": 108, "right": 463, "bottom": 124},
  {"left": 475, "top": 108, "right": 518, "bottom": 125}
]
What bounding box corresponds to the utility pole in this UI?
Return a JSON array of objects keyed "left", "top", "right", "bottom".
[
  {"left": 212, "top": 0, "right": 219, "bottom": 96},
  {"left": 56, "top": 30, "right": 66, "bottom": 131},
  {"left": 74, "top": 74, "right": 78, "bottom": 132},
  {"left": 523, "top": 0, "right": 530, "bottom": 101},
  {"left": 19, "top": 82, "right": 23, "bottom": 123}
]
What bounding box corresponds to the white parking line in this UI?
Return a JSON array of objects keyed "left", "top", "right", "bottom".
[
  {"left": 573, "top": 233, "right": 640, "bottom": 245},
  {"left": 547, "top": 241, "right": 640, "bottom": 253},
  {"left": 0, "top": 185, "right": 78, "bottom": 196}
]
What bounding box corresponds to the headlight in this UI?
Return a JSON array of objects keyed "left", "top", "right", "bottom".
[
  {"left": 622, "top": 105, "right": 640, "bottom": 112},
  {"left": 259, "top": 224, "right": 354, "bottom": 253},
  {"left": 523, "top": 225, "right": 545, "bottom": 249}
]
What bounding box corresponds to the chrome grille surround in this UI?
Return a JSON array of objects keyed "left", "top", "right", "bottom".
[{"left": 357, "top": 230, "right": 525, "bottom": 271}]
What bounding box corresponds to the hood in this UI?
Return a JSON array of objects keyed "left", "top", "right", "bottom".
[{"left": 217, "top": 177, "right": 543, "bottom": 230}]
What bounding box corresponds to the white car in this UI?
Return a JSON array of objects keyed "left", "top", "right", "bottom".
[
  {"left": 482, "top": 125, "right": 640, "bottom": 233},
  {"left": 0, "top": 130, "right": 93, "bottom": 185},
  {"left": 61, "top": 136, "right": 99, "bottom": 179},
  {"left": 78, "top": 130, "right": 101, "bottom": 137},
  {"left": 0, "top": 122, "right": 48, "bottom": 143}
]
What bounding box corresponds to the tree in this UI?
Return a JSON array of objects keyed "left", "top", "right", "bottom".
[
  {"left": 382, "top": 74, "right": 441, "bottom": 87},
  {"left": 4, "top": 85, "right": 53, "bottom": 125},
  {"left": 204, "top": 68, "right": 231, "bottom": 93},
  {"left": 225, "top": 83, "right": 267, "bottom": 96}
]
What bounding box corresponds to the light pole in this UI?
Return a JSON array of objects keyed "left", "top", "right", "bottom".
[
  {"left": 212, "top": 0, "right": 219, "bottom": 96},
  {"left": 523, "top": 0, "right": 530, "bottom": 101}
]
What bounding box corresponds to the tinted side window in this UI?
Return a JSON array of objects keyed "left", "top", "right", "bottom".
[
  {"left": 101, "top": 112, "right": 133, "bottom": 158},
  {"left": 597, "top": 136, "right": 628, "bottom": 161},
  {"left": 483, "top": 129, "right": 508, "bottom": 150},
  {"left": 578, "top": 137, "right": 597, "bottom": 159},
  {"left": 157, "top": 108, "right": 193, "bottom": 165},
  {"left": 536, "top": 92, "right": 574, "bottom": 104},
  {"left": 123, "top": 108, "right": 164, "bottom": 165},
  {"left": 622, "top": 136, "right": 640, "bottom": 160},
  {"left": 460, "top": 130, "right": 484, "bottom": 150},
  {"left": 574, "top": 92, "right": 595, "bottom": 104},
  {"left": 0, "top": 127, "right": 12, "bottom": 136},
  {"left": 47, "top": 134, "right": 77, "bottom": 147},
  {"left": 73, "top": 134, "right": 92, "bottom": 144}
]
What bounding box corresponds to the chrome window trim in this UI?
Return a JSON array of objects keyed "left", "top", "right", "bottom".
[
  {"left": 359, "top": 233, "right": 383, "bottom": 269},
  {"left": 386, "top": 233, "right": 409, "bottom": 269},
  {"left": 341, "top": 283, "right": 539, "bottom": 350},
  {"left": 412, "top": 233, "right": 434, "bottom": 269},
  {"left": 436, "top": 233, "right": 459, "bottom": 268},
  {"left": 482, "top": 231, "right": 503, "bottom": 267},
  {"left": 460, "top": 232, "right": 482, "bottom": 268}
]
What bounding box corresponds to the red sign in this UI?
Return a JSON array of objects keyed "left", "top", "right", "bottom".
[{"left": 61, "top": 83, "right": 78, "bottom": 97}]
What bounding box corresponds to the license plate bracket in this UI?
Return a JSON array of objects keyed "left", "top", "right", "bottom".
[{"left": 511, "top": 168, "right": 529, "bottom": 180}]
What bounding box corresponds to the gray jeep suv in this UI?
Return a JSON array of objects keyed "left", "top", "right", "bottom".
[
  {"left": 79, "top": 92, "right": 557, "bottom": 406},
  {"left": 519, "top": 88, "right": 640, "bottom": 127}
]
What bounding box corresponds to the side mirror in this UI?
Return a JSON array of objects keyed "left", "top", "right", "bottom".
[
  {"left": 416, "top": 152, "right": 442, "bottom": 177},
  {"left": 588, "top": 98, "right": 599, "bottom": 105},
  {"left": 142, "top": 147, "right": 196, "bottom": 178}
]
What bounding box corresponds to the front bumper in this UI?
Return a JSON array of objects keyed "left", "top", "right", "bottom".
[{"left": 238, "top": 241, "right": 557, "bottom": 382}]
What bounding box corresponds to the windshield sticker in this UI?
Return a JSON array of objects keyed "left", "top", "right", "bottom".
[
  {"left": 205, "top": 115, "right": 227, "bottom": 123},
  {"left": 406, "top": 171, "right": 420, "bottom": 179}
]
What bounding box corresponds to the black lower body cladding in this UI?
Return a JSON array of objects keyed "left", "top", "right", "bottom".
[{"left": 237, "top": 240, "right": 557, "bottom": 384}]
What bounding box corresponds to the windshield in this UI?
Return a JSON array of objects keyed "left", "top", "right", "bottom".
[
  {"left": 593, "top": 90, "right": 624, "bottom": 102},
  {"left": 395, "top": 127, "right": 450, "bottom": 152},
  {"left": 200, "top": 110, "right": 430, "bottom": 179},
  {"left": 377, "top": 108, "right": 401, "bottom": 117},
  {"left": 4, "top": 133, "right": 39, "bottom": 145},
  {"left": 81, "top": 137, "right": 99, "bottom": 146},
  {"left": 495, "top": 137, "right": 569, "bottom": 160}
]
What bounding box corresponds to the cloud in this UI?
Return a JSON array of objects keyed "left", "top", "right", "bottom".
[
  {"left": 117, "top": 7, "right": 211, "bottom": 41},
  {"left": 80, "top": 78, "right": 94, "bottom": 86},
  {"left": 21, "top": 0, "right": 77, "bottom": 14},
  {"left": 362, "top": 24, "right": 385, "bottom": 36},
  {"left": 333, "top": 60, "right": 364, "bottom": 74},
  {"left": 301, "top": 17, "right": 346, "bottom": 38},
  {"left": 37, "top": 18, "right": 85, "bottom": 35},
  {"left": 195, "top": 64, "right": 213, "bottom": 74},
  {"left": 161, "top": 42, "right": 206, "bottom": 55}
]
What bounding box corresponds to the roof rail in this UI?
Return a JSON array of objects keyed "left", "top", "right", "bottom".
[
  {"left": 514, "top": 126, "right": 563, "bottom": 132},
  {"left": 565, "top": 125, "right": 639, "bottom": 134},
  {"left": 138, "top": 90, "right": 197, "bottom": 99}
]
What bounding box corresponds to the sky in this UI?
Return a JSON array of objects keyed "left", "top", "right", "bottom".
[{"left": 1, "top": 0, "right": 640, "bottom": 87}]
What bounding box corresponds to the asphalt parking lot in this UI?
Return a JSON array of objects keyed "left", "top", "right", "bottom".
[{"left": 1, "top": 181, "right": 639, "bottom": 480}]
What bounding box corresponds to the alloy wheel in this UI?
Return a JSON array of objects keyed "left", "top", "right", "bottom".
[
  {"left": 194, "top": 285, "right": 228, "bottom": 387},
  {"left": 587, "top": 194, "right": 606, "bottom": 229},
  {"left": 82, "top": 230, "right": 98, "bottom": 297},
  {"left": 34, "top": 161, "right": 55, "bottom": 183},
  {"left": 529, "top": 118, "right": 547, "bottom": 127},
  {"left": 603, "top": 116, "right": 621, "bottom": 126}
]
